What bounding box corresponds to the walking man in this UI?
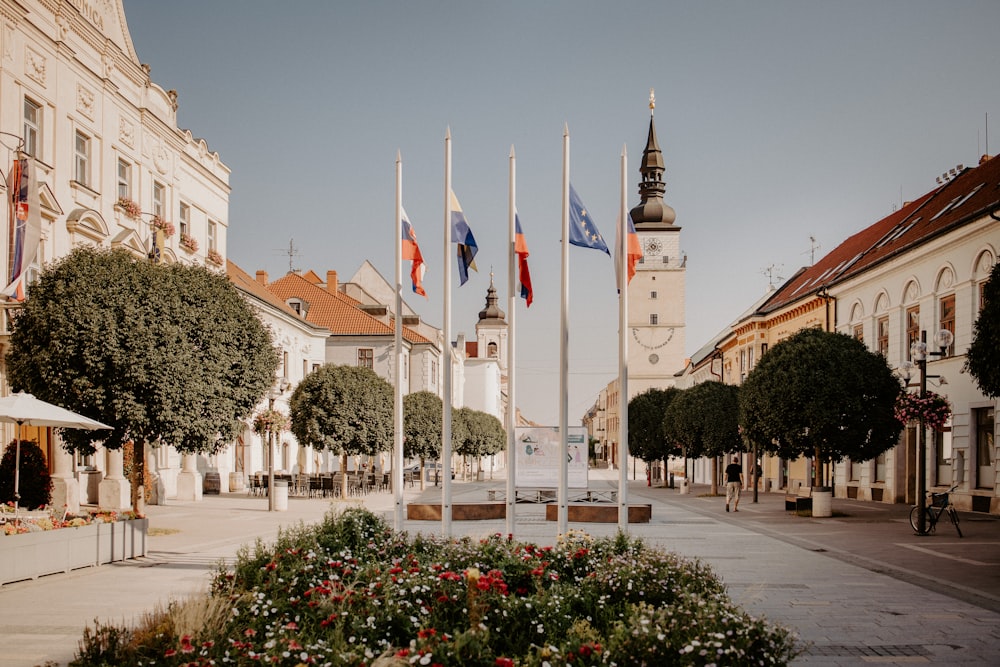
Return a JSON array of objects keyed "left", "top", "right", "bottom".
[{"left": 725, "top": 455, "right": 744, "bottom": 512}]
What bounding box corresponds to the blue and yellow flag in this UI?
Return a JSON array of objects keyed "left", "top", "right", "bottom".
[{"left": 450, "top": 189, "right": 478, "bottom": 285}]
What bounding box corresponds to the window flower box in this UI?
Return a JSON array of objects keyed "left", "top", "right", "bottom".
[
  {"left": 179, "top": 233, "right": 199, "bottom": 253},
  {"left": 151, "top": 216, "right": 175, "bottom": 238},
  {"left": 206, "top": 249, "right": 223, "bottom": 266},
  {"left": 115, "top": 197, "right": 142, "bottom": 220}
]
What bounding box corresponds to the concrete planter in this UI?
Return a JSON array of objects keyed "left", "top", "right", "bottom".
[{"left": 0, "top": 518, "right": 147, "bottom": 585}]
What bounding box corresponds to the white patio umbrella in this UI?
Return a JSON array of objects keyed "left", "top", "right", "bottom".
[{"left": 0, "top": 392, "right": 112, "bottom": 513}]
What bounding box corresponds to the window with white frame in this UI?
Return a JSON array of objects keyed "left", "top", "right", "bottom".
[
  {"left": 23, "top": 98, "right": 42, "bottom": 159},
  {"left": 73, "top": 131, "right": 90, "bottom": 186},
  {"left": 117, "top": 159, "right": 131, "bottom": 200},
  {"left": 208, "top": 220, "right": 217, "bottom": 251},
  {"left": 938, "top": 294, "right": 955, "bottom": 356},
  {"left": 153, "top": 181, "right": 166, "bottom": 218},
  {"left": 179, "top": 202, "right": 190, "bottom": 238}
]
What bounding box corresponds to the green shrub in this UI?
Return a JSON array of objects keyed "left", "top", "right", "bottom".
[{"left": 0, "top": 439, "right": 52, "bottom": 509}]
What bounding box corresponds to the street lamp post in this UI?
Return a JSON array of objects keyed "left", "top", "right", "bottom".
[
  {"left": 267, "top": 377, "right": 290, "bottom": 512},
  {"left": 905, "top": 329, "right": 953, "bottom": 536}
]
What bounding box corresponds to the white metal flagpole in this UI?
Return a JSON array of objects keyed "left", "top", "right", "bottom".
[
  {"left": 558, "top": 125, "right": 570, "bottom": 536},
  {"left": 442, "top": 128, "right": 453, "bottom": 537},
  {"left": 618, "top": 145, "right": 630, "bottom": 532},
  {"left": 393, "top": 150, "right": 404, "bottom": 530},
  {"left": 506, "top": 145, "right": 517, "bottom": 538}
]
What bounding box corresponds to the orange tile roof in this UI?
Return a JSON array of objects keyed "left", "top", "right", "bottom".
[
  {"left": 227, "top": 260, "right": 311, "bottom": 321},
  {"left": 267, "top": 271, "right": 432, "bottom": 344},
  {"left": 761, "top": 154, "right": 1000, "bottom": 314}
]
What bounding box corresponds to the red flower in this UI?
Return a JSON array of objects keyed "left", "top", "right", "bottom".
[{"left": 495, "top": 658, "right": 514, "bottom": 667}]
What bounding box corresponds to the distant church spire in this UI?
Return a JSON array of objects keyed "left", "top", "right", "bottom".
[
  {"left": 630, "top": 88, "right": 677, "bottom": 229},
  {"left": 478, "top": 272, "right": 506, "bottom": 323}
]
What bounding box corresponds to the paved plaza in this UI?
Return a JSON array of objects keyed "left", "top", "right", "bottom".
[{"left": 1, "top": 468, "right": 999, "bottom": 666}]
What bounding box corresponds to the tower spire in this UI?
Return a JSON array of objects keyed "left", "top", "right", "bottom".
[{"left": 630, "top": 90, "right": 677, "bottom": 229}]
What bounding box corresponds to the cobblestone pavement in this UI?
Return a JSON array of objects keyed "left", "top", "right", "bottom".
[{"left": 1, "top": 471, "right": 998, "bottom": 666}]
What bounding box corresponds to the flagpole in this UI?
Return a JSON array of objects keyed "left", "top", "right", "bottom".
[
  {"left": 558, "top": 125, "right": 570, "bottom": 536},
  {"left": 506, "top": 145, "right": 517, "bottom": 538},
  {"left": 393, "top": 150, "right": 404, "bottom": 530},
  {"left": 618, "top": 145, "right": 630, "bottom": 532},
  {"left": 442, "top": 128, "right": 453, "bottom": 538}
]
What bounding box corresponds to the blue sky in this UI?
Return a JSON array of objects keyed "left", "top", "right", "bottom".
[{"left": 122, "top": 1, "right": 1000, "bottom": 426}]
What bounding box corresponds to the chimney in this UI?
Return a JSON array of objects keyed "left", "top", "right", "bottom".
[
  {"left": 255, "top": 270, "right": 269, "bottom": 286},
  {"left": 326, "top": 270, "right": 338, "bottom": 294}
]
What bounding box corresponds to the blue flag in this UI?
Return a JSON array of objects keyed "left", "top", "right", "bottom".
[
  {"left": 568, "top": 184, "right": 609, "bottom": 255},
  {"left": 450, "top": 189, "right": 478, "bottom": 285}
]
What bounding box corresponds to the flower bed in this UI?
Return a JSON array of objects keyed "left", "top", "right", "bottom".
[{"left": 73, "top": 508, "right": 798, "bottom": 666}]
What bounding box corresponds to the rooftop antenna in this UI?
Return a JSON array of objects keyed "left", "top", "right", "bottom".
[
  {"left": 275, "top": 238, "right": 301, "bottom": 274},
  {"left": 762, "top": 263, "right": 784, "bottom": 288},
  {"left": 804, "top": 236, "right": 820, "bottom": 265}
]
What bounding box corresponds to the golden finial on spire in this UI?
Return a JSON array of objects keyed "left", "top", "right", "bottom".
[{"left": 649, "top": 88, "right": 655, "bottom": 115}]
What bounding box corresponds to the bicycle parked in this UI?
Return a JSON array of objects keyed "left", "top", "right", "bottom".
[{"left": 909, "top": 484, "right": 962, "bottom": 537}]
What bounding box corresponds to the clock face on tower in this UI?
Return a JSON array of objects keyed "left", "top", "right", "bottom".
[
  {"left": 631, "top": 327, "right": 675, "bottom": 351},
  {"left": 643, "top": 237, "right": 662, "bottom": 256}
]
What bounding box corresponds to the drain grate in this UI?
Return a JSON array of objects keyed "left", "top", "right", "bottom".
[{"left": 805, "top": 644, "right": 930, "bottom": 657}]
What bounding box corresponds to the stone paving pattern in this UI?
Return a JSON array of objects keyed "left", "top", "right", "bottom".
[{"left": 1, "top": 468, "right": 999, "bottom": 666}]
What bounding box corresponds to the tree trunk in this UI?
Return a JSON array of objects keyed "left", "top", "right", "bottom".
[
  {"left": 341, "top": 453, "right": 348, "bottom": 498},
  {"left": 813, "top": 445, "right": 822, "bottom": 487},
  {"left": 130, "top": 440, "right": 145, "bottom": 513},
  {"left": 419, "top": 456, "right": 426, "bottom": 491},
  {"left": 710, "top": 456, "right": 719, "bottom": 496}
]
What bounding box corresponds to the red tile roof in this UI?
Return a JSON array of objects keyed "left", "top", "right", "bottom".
[
  {"left": 761, "top": 154, "right": 1000, "bottom": 314},
  {"left": 267, "top": 271, "right": 432, "bottom": 344},
  {"left": 227, "top": 260, "right": 311, "bottom": 321}
]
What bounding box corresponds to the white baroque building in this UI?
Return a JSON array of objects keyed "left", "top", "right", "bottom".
[{"left": 0, "top": 0, "right": 230, "bottom": 510}]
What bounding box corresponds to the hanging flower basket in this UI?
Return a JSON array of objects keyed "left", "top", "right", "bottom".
[
  {"left": 115, "top": 197, "right": 142, "bottom": 220},
  {"left": 894, "top": 390, "right": 951, "bottom": 431},
  {"left": 252, "top": 408, "right": 289, "bottom": 436},
  {"left": 179, "top": 233, "right": 199, "bottom": 253},
  {"left": 151, "top": 216, "right": 175, "bottom": 238}
]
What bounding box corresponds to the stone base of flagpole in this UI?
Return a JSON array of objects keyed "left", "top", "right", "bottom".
[{"left": 545, "top": 504, "right": 651, "bottom": 523}]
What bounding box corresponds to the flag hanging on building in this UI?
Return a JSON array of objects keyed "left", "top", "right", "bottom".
[
  {"left": 450, "top": 189, "right": 478, "bottom": 285},
  {"left": 401, "top": 207, "right": 427, "bottom": 297},
  {"left": 3, "top": 156, "right": 41, "bottom": 300},
  {"left": 614, "top": 211, "right": 643, "bottom": 291},
  {"left": 568, "top": 184, "right": 609, "bottom": 255},
  {"left": 514, "top": 213, "right": 533, "bottom": 307}
]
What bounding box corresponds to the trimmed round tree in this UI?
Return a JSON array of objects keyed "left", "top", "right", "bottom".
[
  {"left": 664, "top": 381, "right": 741, "bottom": 494},
  {"left": 739, "top": 328, "right": 902, "bottom": 487},
  {"left": 6, "top": 247, "right": 278, "bottom": 509},
  {"left": 453, "top": 407, "right": 505, "bottom": 478},
  {"left": 965, "top": 261, "right": 1000, "bottom": 397},
  {"left": 627, "top": 387, "right": 680, "bottom": 469},
  {"left": 289, "top": 364, "right": 393, "bottom": 497},
  {"left": 403, "top": 391, "right": 442, "bottom": 488}
]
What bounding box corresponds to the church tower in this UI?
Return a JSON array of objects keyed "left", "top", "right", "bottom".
[
  {"left": 627, "top": 91, "right": 685, "bottom": 396},
  {"left": 475, "top": 272, "right": 508, "bottom": 369}
]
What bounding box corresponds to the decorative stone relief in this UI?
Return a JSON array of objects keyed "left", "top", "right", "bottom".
[
  {"left": 152, "top": 142, "right": 169, "bottom": 175},
  {"left": 978, "top": 253, "right": 995, "bottom": 277},
  {"left": 76, "top": 84, "right": 95, "bottom": 120},
  {"left": 874, "top": 292, "right": 889, "bottom": 313},
  {"left": 101, "top": 52, "right": 115, "bottom": 80},
  {"left": 2, "top": 24, "right": 11, "bottom": 62},
  {"left": 904, "top": 281, "right": 919, "bottom": 303},
  {"left": 118, "top": 117, "right": 134, "bottom": 148},
  {"left": 25, "top": 46, "right": 46, "bottom": 85},
  {"left": 937, "top": 267, "right": 954, "bottom": 290}
]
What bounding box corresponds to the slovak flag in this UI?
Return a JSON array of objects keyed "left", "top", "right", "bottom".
[
  {"left": 515, "top": 213, "right": 533, "bottom": 307},
  {"left": 401, "top": 208, "right": 426, "bottom": 297},
  {"left": 3, "top": 156, "right": 41, "bottom": 300},
  {"left": 450, "top": 189, "right": 478, "bottom": 285},
  {"left": 615, "top": 212, "right": 643, "bottom": 291}
]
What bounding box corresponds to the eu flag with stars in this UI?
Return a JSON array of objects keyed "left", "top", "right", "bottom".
[{"left": 568, "top": 184, "right": 609, "bottom": 255}]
